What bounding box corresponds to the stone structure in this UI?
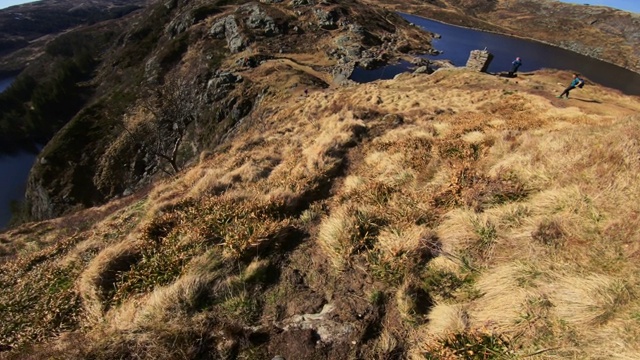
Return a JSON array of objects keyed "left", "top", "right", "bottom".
[{"left": 466, "top": 49, "right": 493, "bottom": 72}]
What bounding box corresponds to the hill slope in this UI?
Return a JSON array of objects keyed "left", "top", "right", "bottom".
[
  {"left": 0, "top": 0, "right": 146, "bottom": 73},
  {"left": 2, "top": 66, "right": 640, "bottom": 358},
  {"left": 363, "top": 0, "right": 640, "bottom": 73}
]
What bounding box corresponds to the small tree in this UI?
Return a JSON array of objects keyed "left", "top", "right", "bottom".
[{"left": 137, "top": 77, "right": 200, "bottom": 175}]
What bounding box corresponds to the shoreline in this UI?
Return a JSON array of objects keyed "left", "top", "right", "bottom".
[{"left": 398, "top": 11, "right": 640, "bottom": 76}]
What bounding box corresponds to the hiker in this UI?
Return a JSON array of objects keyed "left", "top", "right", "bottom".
[
  {"left": 557, "top": 73, "right": 584, "bottom": 99},
  {"left": 508, "top": 57, "right": 522, "bottom": 77}
]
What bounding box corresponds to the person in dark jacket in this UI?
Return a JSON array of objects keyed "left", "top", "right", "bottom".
[
  {"left": 557, "top": 73, "right": 584, "bottom": 99},
  {"left": 508, "top": 57, "right": 522, "bottom": 76}
]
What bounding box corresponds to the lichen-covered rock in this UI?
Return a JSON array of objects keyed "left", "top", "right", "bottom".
[
  {"left": 167, "top": 12, "right": 195, "bottom": 37},
  {"left": 210, "top": 15, "right": 247, "bottom": 53},
  {"left": 241, "top": 4, "right": 281, "bottom": 36},
  {"left": 314, "top": 8, "right": 338, "bottom": 29},
  {"left": 414, "top": 65, "right": 430, "bottom": 74}
]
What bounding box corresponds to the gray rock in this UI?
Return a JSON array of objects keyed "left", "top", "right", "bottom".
[
  {"left": 243, "top": 4, "right": 280, "bottom": 36},
  {"left": 209, "top": 19, "right": 226, "bottom": 38},
  {"left": 466, "top": 49, "right": 494, "bottom": 72},
  {"left": 414, "top": 66, "right": 429, "bottom": 74},
  {"left": 167, "top": 12, "right": 195, "bottom": 36},
  {"left": 290, "top": 0, "right": 312, "bottom": 6},
  {"left": 210, "top": 15, "right": 247, "bottom": 53},
  {"left": 314, "top": 8, "right": 338, "bottom": 29},
  {"left": 206, "top": 72, "right": 244, "bottom": 102},
  {"left": 278, "top": 304, "right": 355, "bottom": 344},
  {"left": 349, "top": 23, "right": 364, "bottom": 35}
]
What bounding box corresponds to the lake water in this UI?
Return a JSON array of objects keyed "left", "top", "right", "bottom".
[
  {"left": 0, "top": 76, "right": 38, "bottom": 229},
  {"left": 352, "top": 13, "right": 640, "bottom": 96}
]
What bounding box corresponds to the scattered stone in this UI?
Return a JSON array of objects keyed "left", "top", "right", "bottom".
[
  {"left": 414, "top": 65, "right": 430, "bottom": 74},
  {"left": 242, "top": 4, "right": 280, "bottom": 36},
  {"left": 280, "top": 304, "right": 355, "bottom": 344}
]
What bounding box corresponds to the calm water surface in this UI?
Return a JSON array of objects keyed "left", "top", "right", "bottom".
[
  {"left": 0, "top": 76, "right": 37, "bottom": 229},
  {"left": 352, "top": 14, "right": 640, "bottom": 96}
]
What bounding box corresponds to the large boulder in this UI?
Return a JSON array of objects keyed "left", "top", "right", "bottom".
[{"left": 466, "top": 49, "right": 494, "bottom": 72}]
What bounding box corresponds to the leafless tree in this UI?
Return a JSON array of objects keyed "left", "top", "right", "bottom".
[{"left": 137, "top": 77, "right": 200, "bottom": 175}]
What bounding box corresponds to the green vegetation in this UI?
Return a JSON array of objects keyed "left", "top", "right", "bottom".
[
  {"left": 0, "top": 244, "right": 82, "bottom": 349},
  {"left": 0, "top": 29, "right": 116, "bottom": 152},
  {"left": 424, "top": 331, "right": 515, "bottom": 359}
]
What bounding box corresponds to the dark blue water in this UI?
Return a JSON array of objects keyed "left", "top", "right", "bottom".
[
  {"left": 0, "top": 77, "right": 37, "bottom": 229},
  {"left": 352, "top": 13, "right": 640, "bottom": 96}
]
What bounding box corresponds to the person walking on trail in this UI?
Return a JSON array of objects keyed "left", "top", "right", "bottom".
[
  {"left": 509, "top": 57, "right": 522, "bottom": 77},
  {"left": 557, "top": 73, "right": 584, "bottom": 99}
]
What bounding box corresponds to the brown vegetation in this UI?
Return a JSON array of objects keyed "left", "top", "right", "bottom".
[{"left": 2, "top": 65, "right": 640, "bottom": 359}]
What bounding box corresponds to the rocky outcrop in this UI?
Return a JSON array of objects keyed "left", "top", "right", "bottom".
[
  {"left": 206, "top": 71, "right": 243, "bottom": 102},
  {"left": 166, "top": 12, "right": 195, "bottom": 37},
  {"left": 466, "top": 49, "right": 493, "bottom": 72},
  {"left": 242, "top": 4, "right": 281, "bottom": 36},
  {"left": 314, "top": 8, "right": 339, "bottom": 29},
  {"left": 210, "top": 15, "right": 247, "bottom": 53}
]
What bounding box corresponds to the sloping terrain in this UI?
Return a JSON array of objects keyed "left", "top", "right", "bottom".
[
  {"left": 20, "top": 0, "right": 434, "bottom": 221},
  {"left": 0, "top": 0, "right": 146, "bottom": 73},
  {"left": 363, "top": 0, "right": 640, "bottom": 73},
  {"left": 2, "top": 65, "right": 640, "bottom": 358}
]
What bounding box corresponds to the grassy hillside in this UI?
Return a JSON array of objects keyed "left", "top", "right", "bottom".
[{"left": 2, "top": 66, "right": 640, "bottom": 358}]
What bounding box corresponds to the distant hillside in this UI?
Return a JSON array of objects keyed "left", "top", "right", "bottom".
[
  {"left": 363, "top": 0, "right": 640, "bottom": 73},
  {"left": 0, "top": 0, "right": 146, "bottom": 73},
  {"left": 16, "top": 0, "right": 433, "bottom": 222}
]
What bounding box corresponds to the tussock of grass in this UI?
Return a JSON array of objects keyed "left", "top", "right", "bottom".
[
  {"left": 318, "top": 204, "right": 379, "bottom": 269},
  {"left": 79, "top": 237, "right": 144, "bottom": 321},
  {"left": 376, "top": 225, "right": 432, "bottom": 262},
  {"left": 426, "top": 304, "right": 468, "bottom": 335},
  {"left": 548, "top": 275, "right": 635, "bottom": 326}
]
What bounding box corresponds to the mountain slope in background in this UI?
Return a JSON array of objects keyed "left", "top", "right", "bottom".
[
  {"left": 0, "top": 0, "right": 146, "bottom": 73},
  {"left": 363, "top": 0, "right": 640, "bottom": 73}
]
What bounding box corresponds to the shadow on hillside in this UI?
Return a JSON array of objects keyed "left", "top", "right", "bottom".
[
  {"left": 492, "top": 72, "right": 534, "bottom": 78},
  {"left": 572, "top": 97, "right": 602, "bottom": 104}
]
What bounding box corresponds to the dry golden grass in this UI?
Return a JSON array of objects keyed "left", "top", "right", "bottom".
[
  {"left": 4, "top": 67, "right": 640, "bottom": 358},
  {"left": 78, "top": 236, "right": 144, "bottom": 322}
]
